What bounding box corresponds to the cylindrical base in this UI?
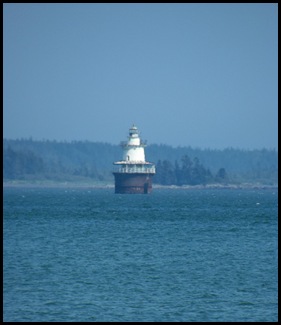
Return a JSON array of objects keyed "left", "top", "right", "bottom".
[{"left": 113, "top": 173, "right": 154, "bottom": 194}]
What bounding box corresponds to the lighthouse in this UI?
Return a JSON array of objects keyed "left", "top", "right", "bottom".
[{"left": 113, "top": 125, "right": 156, "bottom": 194}]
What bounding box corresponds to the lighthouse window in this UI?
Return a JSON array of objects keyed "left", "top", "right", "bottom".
[{"left": 130, "top": 129, "right": 138, "bottom": 135}]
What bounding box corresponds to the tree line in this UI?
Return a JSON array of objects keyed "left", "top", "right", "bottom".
[
  {"left": 154, "top": 155, "right": 228, "bottom": 186},
  {"left": 3, "top": 138, "right": 278, "bottom": 185}
]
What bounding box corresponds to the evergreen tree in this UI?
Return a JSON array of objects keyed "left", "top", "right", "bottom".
[
  {"left": 215, "top": 168, "right": 228, "bottom": 184},
  {"left": 174, "top": 160, "right": 182, "bottom": 186},
  {"left": 162, "top": 160, "right": 176, "bottom": 185},
  {"left": 181, "top": 155, "right": 192, "bottom": 184}
]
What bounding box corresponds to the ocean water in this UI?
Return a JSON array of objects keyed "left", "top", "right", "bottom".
[{"left": 3, "top": 187, "right": 278, "bottom": 322}]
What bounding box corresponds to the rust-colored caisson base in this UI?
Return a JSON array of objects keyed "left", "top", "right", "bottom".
[{"left": 113, "top": 173, "right": 154, "bottom": 194}]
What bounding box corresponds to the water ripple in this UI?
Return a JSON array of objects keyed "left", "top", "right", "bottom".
[{"left": 4, "top": 188, "right": 278, "bottom": 322}]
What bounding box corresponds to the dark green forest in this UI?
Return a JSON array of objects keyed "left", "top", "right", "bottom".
[{"left": 3, "top": 138, "right": 278, "bottom": 185}]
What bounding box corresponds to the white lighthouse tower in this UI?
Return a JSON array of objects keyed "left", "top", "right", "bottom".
[{"left": 113, "top": 125, "right": 156, "bottom": 194}]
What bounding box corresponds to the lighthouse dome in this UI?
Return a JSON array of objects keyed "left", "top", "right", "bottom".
[{"left": 129, "top": 125, "right": 139, "bottom": 137}]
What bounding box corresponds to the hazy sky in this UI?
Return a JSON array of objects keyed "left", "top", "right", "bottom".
[{"left": 3, "top": 3, "right": 278, "bottom": 149}]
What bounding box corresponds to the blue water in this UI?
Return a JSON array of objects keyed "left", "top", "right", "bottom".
[{"left": 3, "top": 187, "right": 278, "bottom": 322}]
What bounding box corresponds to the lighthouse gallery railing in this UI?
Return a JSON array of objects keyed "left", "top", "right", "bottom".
[{"left": 114, "top": 166, "right": 156, "bottom": 174}]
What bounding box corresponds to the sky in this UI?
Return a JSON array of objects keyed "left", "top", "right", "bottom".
[{"left": 3, "top": 3, "right": 278, "bottom": 150}]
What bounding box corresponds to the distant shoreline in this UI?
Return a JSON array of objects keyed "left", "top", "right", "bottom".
[
  {"left": 153, "top": 184, "right": 278, "bottom": 190},
  {"left": 3, "top": 180, "right": 278, "bottom": 190},
  {"left": 3, "top": 180, "right": 114, "bottom": 189}
]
